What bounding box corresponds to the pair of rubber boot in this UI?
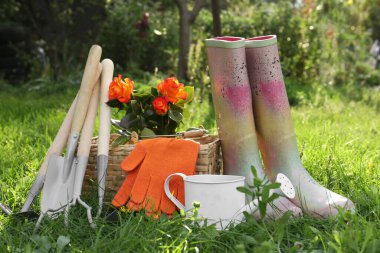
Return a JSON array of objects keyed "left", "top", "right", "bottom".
[{"left": 206, "top": 35, "right": 354, "bottom": 219}]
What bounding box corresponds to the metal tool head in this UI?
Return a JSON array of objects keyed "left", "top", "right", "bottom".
[
  {"left": 41, "top": 153, "right": 77, "bottom": 214},
  {"left": 11, "top": 211, "right": 39, "bottom": 221},
  {"left": 96, "top": 155, "right": 108, "bottom": 217},
  {"left": 0, "top": 203, "right": 12, "bottom": 215},
  {"left": 1, "top": 202, "right": 39, "bottom": 221}
]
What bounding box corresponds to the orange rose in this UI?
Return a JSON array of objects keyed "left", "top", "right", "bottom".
[
  {"left": 108, "top": 75, "right": 134, "bottom": 103},
  {"left": 157, "top": 77, "right": 187, "bottom": 103},
  {"left": 152, "top": 96, "right": 169, "bottom": 115}
]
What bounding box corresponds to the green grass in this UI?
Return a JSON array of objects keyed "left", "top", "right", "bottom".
[{"left": 0, "top": 82, "right": 379, "bottom": 252}]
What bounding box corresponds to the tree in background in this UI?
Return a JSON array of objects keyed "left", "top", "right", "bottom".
[
  {"left": 175, "top": 0, "right": 205, "bottom": 80},
  {"left": 211, "top": 0, "right": 222, "bottom": 37}
]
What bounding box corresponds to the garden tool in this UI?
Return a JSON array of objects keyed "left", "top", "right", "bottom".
[
  {"left": 112, "top": 138, "right": 199, "bottom": 216},
  {"left": 0, "top": 202, "right": 11, "bottom": 215},
  {"left": 96, "top": 59, "right": 114, "bottom": 217},
  {"left": 1, "top": 77, "right": 78, "bottom": 222},
  {"left": 117, "top": 129, "right": 206, "bottom": 139},
  {"left": 36, "top": 68, "right": 101, "bottom": 230},
  {"left": 245, "top": 35, "right": 354, "bottom": 218},
  {"left": 63, "top": 77, "right": 100, "bottom": 228},
  {"left": 205, "top": 36, "right": 302, "bottom": 218},
  {"left": 0, "top": 201, "right": 38, "bottom": 220},
  {"left": 140, "top": 129, "right": 207, "bottom": 139},
  {"left": 39, "top": 45, "right": 102, "bottom": 216},
  {"left": 20, "top": 94, "right": 77, "bottom": 214}
]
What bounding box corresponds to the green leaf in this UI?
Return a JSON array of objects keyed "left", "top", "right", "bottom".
[
  {"left": 148, "top": 120, "right": 159, "bottom": 125},
  {"left": 262, "top": 186, "right": 270, "bottom": 202},
  {"left": 253, "top": 178, "right": 262, "bottom": 187},
  {"left": 56, "top": 236, "right": 70, "bottom": 253},
  {"left": 243, "top": 211, "right": 256, "bottom": 224},
  {"left": 308, "top": 226, "right": 321, "bottom": 234},
  {"left": 175, "top": 86, "right": 194, "bottom": 106},
  {"left": 250, "top": 165, "right": 258, "bottom": 178},
  {"left": 266, "top": 192, "right": 280, "bottom": 203},
  {"left": 266, "top": 182, "right": 281, "bottom": 190},
  {"left": 247, "top": 183, "right": 255, "bottom": 189},
  {"left": 258, "top": 202, "right": 267, "bottom": 218},
  {"left": 151, "top": 87, "right": 159, "bottom": 96},
  {"left": 143, "top": 109, "right": 155, "bottom": 118},
  {"left": 120, "top": 113, "right": 138, "bottom": 129},
  {"left": 31, "top": 235, "right": 52, "bottom": 253},
  {"left": 236, "top": 186, "right": 252, "bottom": 196},
  {"left": 137, "top": 115, "right": 147, "bottom": 130},
  {"left": 182, "top": 107, "right": 190, "bottom": 118},
  {"left": 168, "top": 110, "right": 183, "bottom": 123},
  {"left": 112, "top": 135, "right": 130, "bottom": 147},
  {"left": 106, "top": 99, "right": 123, "bottom": 109},
  {"left": 132, "top": 92, "right": 151, "bottom": 98},
  {"left": 170, "top": 103, "right": 183, "bottom": 111},
  {"left": 141, "top": 128, "right": 156, "bottom": 137},
  {"left": 241, "top": 234, "right": 258, "bottom": 245},
  {"left": 130, "top": 100, "right": 140, "bottom": 113}
]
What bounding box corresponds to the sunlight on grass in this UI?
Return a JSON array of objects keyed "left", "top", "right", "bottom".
[{"left": 0, "top": 84, "right": 379, "bottom": 252}]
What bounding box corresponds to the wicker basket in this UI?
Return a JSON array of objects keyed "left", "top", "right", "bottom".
[{"left": 82, "top": 135, "right": 222, "bottom": 202}]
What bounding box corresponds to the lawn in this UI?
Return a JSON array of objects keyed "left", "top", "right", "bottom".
[{"left": 0, "top": 81, "right": 379, "bottom": 252}]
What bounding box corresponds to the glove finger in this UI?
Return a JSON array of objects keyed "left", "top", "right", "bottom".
[
  {"left": 129, "top": 165, "right": 151, "bottom": 204},
  {"left": 142, "top": 176, "right": 163, "bottom": 213},
  {"left": 160, "top": 180, "right": 180, "bottom": 215},
  {"left": 126, "top": 199, "right": 144, "bottom": 212},
  {"left": 120, "top": 144, "right": 146, "bottom": 171},
  {"left": 112, "top": 169, "right": 139, "bottom": 207}
]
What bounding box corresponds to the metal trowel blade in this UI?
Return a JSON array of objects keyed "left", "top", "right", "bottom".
[{"left": 41, "top": 154, "right": 75, "bottom": 214}]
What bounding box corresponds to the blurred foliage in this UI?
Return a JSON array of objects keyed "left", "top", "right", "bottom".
[
  {"left": 0, "top": 0, "right": 105, "bottom": 81},
  {"left": 367, "top": 0, "right": 380, "bottom": 41},
  {"left": 1, "top": 0, "right": 379, "bottom": 101},
  {"left": 98, "top": 0, "right": 178, "bottom": 75}
]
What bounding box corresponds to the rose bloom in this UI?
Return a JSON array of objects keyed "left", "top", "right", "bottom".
[
  {"left": 108, "top": 75, "right": 134, "bottom": 103},
  {"left": 157, "top": 77, "right": 187, "bottom": 103},
  {"left": 152, "top": 96, "right": 169, "bottom": 115}
]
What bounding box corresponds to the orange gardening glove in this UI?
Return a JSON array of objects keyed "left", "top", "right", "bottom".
[
  {"left": 113, "top": 138, "right": 200, "bottom": 215},
  {"left": 112, "top": 143, "right": 146, "bottom": 208},
  {"left": 112, "top": 140, "right": 181, "bottom": 209}
]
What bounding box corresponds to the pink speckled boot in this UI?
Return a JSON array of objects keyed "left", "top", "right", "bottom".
[
  {"left": 205, "top": 36, "right": 302, "bottom": 219},
  {"left": 245, "top": 35, "right": 355, "bottom": 218}
]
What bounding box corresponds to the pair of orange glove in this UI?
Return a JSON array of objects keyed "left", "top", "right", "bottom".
[{"left": 112, "top": 138, "right": 200, "bottom": 216}]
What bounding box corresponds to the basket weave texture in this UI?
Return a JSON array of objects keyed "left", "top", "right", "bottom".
[{"left": 83, "top": 135, "right": 222, "bottom": 202}]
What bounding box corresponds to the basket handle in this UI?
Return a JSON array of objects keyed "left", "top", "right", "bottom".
[{"left": 164, "top": 173, "right": 186, "bottom": 211}]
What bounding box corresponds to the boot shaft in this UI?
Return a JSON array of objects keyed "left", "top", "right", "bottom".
[
  {"left": 206, "top": 37, "right": 265, "bottom": 181},
  {"left": 245, "top": 35, "right": 303, "bottom": 178}
]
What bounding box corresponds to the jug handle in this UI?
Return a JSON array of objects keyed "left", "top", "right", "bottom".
[{"left": 164, "top": 173, "right": 186, "bottom": 211}]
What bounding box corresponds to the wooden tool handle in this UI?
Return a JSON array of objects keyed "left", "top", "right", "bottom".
[
  {"left": 39, "top": 95, "right": 77, "bottom": 175},
  {"left": 183, "top": 129, "right": 205, "bottom": 138},
  {"left": 71, "top": 45, "right": 102, "bottom": 134},
  {"left": 183, "top": 129, "right": 204, "bottom": 138},
  {"left": 98, "top": 59, "right": 114, "bottom": 156},
  {"left": 77, "top": 64, "right": 101, "bottom": 156}
]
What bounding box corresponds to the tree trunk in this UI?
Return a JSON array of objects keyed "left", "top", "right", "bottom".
[
  {"left": 178, "top": 10, "right": 191, "bottom": 80},
  {"left": 211, "top": 0, "right": 222, "bottom": 37},
  {"left": 175, "top": 0, "right": 204, "bottom": 80}
]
